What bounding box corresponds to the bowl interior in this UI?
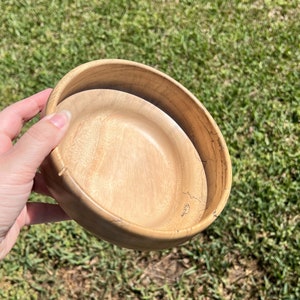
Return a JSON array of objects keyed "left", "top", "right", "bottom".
[{"left": 55, "top": 89, "right": 207, "bottom": 230}]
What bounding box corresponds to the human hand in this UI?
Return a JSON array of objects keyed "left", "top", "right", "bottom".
[{"left": 0, "top": 89, "right": 71, "bottom": 260}]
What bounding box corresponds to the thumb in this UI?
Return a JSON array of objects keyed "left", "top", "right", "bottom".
[{"left": 11, "top": 110, "right": 71, "bottom": 180}]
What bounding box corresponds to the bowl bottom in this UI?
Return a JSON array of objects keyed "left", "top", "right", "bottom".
[{"left": 55, "top": 89, "right": 207, "bottom": 231}]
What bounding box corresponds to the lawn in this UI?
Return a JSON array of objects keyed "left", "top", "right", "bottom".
[{"left": 0, "top": 0, "right": 299, "bottom": 299}]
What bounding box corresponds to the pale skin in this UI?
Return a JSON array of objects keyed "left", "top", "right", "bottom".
[{"left": 0, "top": 89, "right": 71, "bottom": 260}]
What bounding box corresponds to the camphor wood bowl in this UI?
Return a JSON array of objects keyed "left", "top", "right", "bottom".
[{"left": 41, "top": 59, "right": 232, "bottom": 250}]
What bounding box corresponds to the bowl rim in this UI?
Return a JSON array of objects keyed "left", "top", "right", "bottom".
[{"left": 45, "top": 59, "right": 232, "bottom": 242}]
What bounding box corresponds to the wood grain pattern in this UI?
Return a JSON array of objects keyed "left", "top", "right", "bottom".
[
  {"left": 41, "top": 59, "right": 232, "bottom": 250},
  {"left": 56, "top": 89, "right": 207, "bottom": 230}
]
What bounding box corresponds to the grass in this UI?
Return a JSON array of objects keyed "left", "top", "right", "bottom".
[{"left": 0, "top": 0, "right": 299, "bottom": 299}]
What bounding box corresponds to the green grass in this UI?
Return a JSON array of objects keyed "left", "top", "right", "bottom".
[{"left": 0, "top": 0, "right": 299, "bottom": 299}]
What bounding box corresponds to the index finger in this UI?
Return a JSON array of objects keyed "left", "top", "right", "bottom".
[{"left": 0, "top": 88, "right": 52, "bottom": 140}]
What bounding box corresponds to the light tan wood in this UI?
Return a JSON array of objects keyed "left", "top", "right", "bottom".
[
  {"left": 41, "top": 59, "right": 232, "bottom": 250},
  {"left": 56, "top": 89, "right": 207, "bottom": 230}
]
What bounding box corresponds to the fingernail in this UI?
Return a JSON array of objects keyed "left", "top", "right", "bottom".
[{"left": 46, "top": 110, "right": 71, "bottom": 129}]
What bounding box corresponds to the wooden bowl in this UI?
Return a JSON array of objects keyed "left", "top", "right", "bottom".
[{"left": 41, "top": 59, "right": 232, "bottom": 250}]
